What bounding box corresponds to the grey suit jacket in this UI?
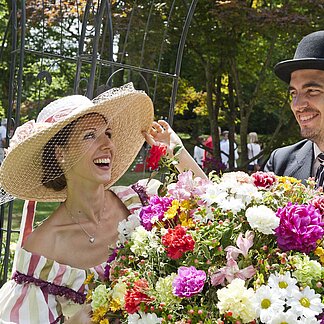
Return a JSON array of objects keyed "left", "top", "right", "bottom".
[{"left": 264, "top": 139, "right": 314, "bottom": 182}]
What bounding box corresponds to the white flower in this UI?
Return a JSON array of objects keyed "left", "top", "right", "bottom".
[
  {"left": 245, "top": 205, "right": 279, "bottom": 234},
  {"left": 267, "top": 310, "right": 299, "bottom": 324},
  {"left": 118, "top": 211, "right": 141, "bottom": 243},
  {"left": 254, "top": 285, "right": 285, "bottom": 323},
  {"left": 130, "top": 226, "right": 150, "bottom": 257},
  {"left": 267, "top": 272, "right": 299, "bottom": 299},
  {"left": 217, "top": 278, "right": 257, "bottom": 323},
  {"left": 201, "top": 183, "right": 222, "bottom": 206},
  {"left": 110, "top": 279, "right": 127, "bottom": 307},
  {"left": 286, "top": 286, "right": 324, "bottom": 319},
  {"left": 128, "top": 311, "right": 162, "bottom": 324}
]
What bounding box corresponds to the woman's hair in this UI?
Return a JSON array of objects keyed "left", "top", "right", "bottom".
[
  {"left": 248, "top": 132, "right": 258, "bottom": 144},
  {"left": 42, "top": 112, "right": 107, "bottom": 191},
  {"left": 42, "top": 120, "right": 77, "bottom": 191}
]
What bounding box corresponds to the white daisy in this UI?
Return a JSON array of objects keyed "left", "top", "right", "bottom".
[
  {"left": 267, "top": 272, "right": 299, "bottom": 299},
  {"left": 254, "top": 285, "right": 285, "bottom": 323},
  {"left": 267, "top": 310, "right": 299, "bottom": 324},
  {"left": 287, "top": 286, "right": 324, "bottom": 319}
]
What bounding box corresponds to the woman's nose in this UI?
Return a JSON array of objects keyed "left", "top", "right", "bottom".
[{"left": 98, "top": 133, "right": 113, "bottom": 149}]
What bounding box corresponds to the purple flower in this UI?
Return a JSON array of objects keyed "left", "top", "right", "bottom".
[
  {"left": 139, "top": 195, "right": 173, "bottom": 230},
  {"left": 172, "top": 266, "right": 206, "bottom": 298},
  {"left": 275, "top": 202, "right": 324, "bottom": 253},
  {"left": 104, "top": 246, "right": 122, "bottom": 279}
]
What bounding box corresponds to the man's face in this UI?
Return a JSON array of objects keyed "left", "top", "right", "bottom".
[{"left": 289, "top": 69, "right": 324, "bottom": 148}]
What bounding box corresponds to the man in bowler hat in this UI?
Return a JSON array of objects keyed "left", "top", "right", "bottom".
[{"left": 264, "top": 30, "right": 324, "bottom": 186}]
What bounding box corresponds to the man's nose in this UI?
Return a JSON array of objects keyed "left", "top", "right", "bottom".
[{"left": 291, "top": 94, "right": 308, "bottom": 111}]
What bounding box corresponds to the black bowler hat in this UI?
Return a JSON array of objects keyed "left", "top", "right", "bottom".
[{"left": 274, "top": 30, "right": 324, "bottom": 83}]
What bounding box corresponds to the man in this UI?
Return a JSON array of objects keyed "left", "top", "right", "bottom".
[
  {"left": 0, "top": 118, "right": 7, "bottom": 164},
  {"left": 264, "top": 30, "right": 324, "bottom": 184},
  {"left": 220, "top": 130, "right": 239, "bottom": 168}
]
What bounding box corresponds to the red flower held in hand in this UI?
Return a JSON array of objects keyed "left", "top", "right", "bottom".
[
  {"left": 146, "top": 144, "right": 167, "bottom": 170},
  {"left": 162, "top": 225, "right": 195, "bottom": 259},
  {"left": 124, "top": 279, "right": 153, "bottom": 314}
]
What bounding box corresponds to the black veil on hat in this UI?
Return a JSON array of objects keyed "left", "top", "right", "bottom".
[{"left": 274, "top": 30, "right": 324, "bottom": 83}]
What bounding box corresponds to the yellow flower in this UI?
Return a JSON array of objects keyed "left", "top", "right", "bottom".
[
  {"left": 86, "top": 289, "right": 93, "bottom": 303},
  {"left": 314, "top": 247, "right": 324, "bottom": 264},
  {"left": 109, "top": 298, "right": 122, "bottom": 312},
  {"left": 91, "top": 306, "right": 107, "bottom": 322},
  {"left": 84, "top": 273, "right": 94, "bottom": 285},
  {"left": 164, "top": 200, "right": 180, "bottom": 219},
  {"left": 100, "top": 319, "right": 109, "bottom": 324},
  {"left": 179, "top": 211, "right": 194, "bottom": 228},
  {"left": 180, "top": 200, "right": 191, "bottom": 211}
]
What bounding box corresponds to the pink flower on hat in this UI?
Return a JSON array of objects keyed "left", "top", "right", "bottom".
[{"left": 7, "top": 120, "right": 49, "bottom": 153}]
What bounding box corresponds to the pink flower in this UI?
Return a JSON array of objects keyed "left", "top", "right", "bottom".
[
  {"left": 225, "top": 231, "right": 254, "bottom": 260},
  {"left": 167, "top": 171, "right": 211, "bottom": 200},
  {"left": 210, "top": 258, "right": 256, "bottom": 286},
  {"left": 275, "top": 202, "right": 324, "bottom": 253},
  {"left": 251, "top": 171, "right": 277, "bottom": 189}
]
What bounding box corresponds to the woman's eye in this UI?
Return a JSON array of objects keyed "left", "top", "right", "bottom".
[
  {"left": 83, "top": 132, "right": 95, "bottom": 140},
  {"left": 105, "top": 131, "right": 112, "bottom": 138}
]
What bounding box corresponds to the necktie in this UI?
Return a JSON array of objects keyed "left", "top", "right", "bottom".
[{"left": 315, "top": 153, "right": 324, "bottom": 188}]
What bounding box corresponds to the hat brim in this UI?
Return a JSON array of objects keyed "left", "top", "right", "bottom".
[
  {"left": 1, "top": 92, "right": 154, "bottom": 202},
  {"left": 274, "top": 58, "right": 324, "bottom": 83}
]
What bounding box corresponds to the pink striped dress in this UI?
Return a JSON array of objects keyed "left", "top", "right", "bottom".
[{"left": 0, "top": 180, "right": 160, "bottom": 323}]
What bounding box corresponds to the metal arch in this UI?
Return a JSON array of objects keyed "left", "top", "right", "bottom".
[
  {"left": 168, "top": 0, "right": 198, "bottom": 126},
  {"left": 0, "top": 0, "right": 199, "bottom": 286}
]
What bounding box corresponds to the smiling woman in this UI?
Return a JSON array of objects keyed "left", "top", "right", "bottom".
[{"left": 0, "top": 83, "right": 207, "bottom": 323}]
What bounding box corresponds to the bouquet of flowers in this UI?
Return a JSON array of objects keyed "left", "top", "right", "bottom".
[{"left": 87, "top": 171, "right": 324, "bottom": 324}]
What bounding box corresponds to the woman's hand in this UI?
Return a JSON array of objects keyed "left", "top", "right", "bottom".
[
  {"left": 143, "top": 120, "right": 183, "bottom": 156},
  {"left": 64, "top": 304, "right": 92, "bottom": 324}
]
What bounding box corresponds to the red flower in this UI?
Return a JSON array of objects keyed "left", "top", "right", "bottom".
[
  {"left": 124, "top": 279, "right": 153, "bottom": 314},
  {"left": 310, "top": 195, "right": 324, "bottom": 216},
  {"left": 251, "top": 171, "right": 277, "bottom": 189},
  {"left": 162, "top": 225, "right": 195, "bottom": 259},
  {"left": 146, "top": 144, "right": 167, "bottom": 170}
]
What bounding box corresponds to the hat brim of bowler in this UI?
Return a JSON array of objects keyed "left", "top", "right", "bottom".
[
  {"left": 1, "top": 92, "right": 154, "bottom": 202},
  {"left": 274, "top": 58, "right": 324, "bottom": 83}
]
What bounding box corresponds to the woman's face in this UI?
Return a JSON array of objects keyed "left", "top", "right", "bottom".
[{"left": 63, "top": 114, "right": 115, "bottom": 187}]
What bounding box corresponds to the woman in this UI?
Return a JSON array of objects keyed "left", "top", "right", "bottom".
[
  {"left": 247, "top": 132, "right": 261, "bottom": 173},
  {"left": 0, "top": 83, "right": 206, "bottom": 323}
]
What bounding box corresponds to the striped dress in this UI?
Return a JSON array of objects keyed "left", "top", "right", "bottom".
[{"left": 0, "top": 180, "right": 160, "bottom": 323}]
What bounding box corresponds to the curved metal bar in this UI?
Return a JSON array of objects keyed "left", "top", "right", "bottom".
[
  {"left": 139, "top": 0, "right": 155, "bottom": 67},
  {"left": 153, "top": 0, "right": 176, "bottom": 102},
  {"left": 15, "top": 0, "right": 26, "bottom": 125},
  {"left": 168, "top": 0, "right": 198, "bottom": 126},
  {"left": 0, "top": 11, "right": 12, "bottom": 62},
  {"left": 105, "top": 68, "right": 149, "bottom": 95},
  {"left": 74, "top": 0, "right": 92, "bottom": 94},
  {"left": 120, "top": 0, "right": 137, "bottom": 63},
  {"left": 105, "top": 0, "right": 114, "bottom": 87},
  {"left": 86, "top": 0, "right": 106, "bottom": 99}
]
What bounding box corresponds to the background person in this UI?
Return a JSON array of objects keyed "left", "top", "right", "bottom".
[
  {"left": 0, "top": 83, "right": 206, "bottom": 323},
  {"left": 220, "top": 130, "right": 239, "bottom": 168},
  {"left": 247, "top": 132, "right": 261, "bottom": 173},
  {"left": 264, "top": 30, "right": 324, "bottom": 186},
  {"left": 193, "top": 135, "right": 205, "bottom": 169}
]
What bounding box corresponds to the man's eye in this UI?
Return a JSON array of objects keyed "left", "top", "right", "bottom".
[
  {"left": 289, "top": 91, "right": 296, "bottom": 98},
  {"left": 308, "top": 89, "right": 320, "bottom": 95}
]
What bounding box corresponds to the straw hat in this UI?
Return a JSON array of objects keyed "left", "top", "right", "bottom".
[{"left": 0, "top": 83, "right": 154, "bottom": 202}]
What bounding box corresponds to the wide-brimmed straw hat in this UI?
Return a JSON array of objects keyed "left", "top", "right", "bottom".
[
  {"left": 274, "top": 30, "right": 324, "bottom": 83},
  {"left": 0, "top": 83, "right": 154, "bottom": 202}
]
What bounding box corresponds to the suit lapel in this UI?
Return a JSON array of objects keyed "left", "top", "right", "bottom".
[{"left": 285, "top": 141, "right": 313, "bottom": 182}]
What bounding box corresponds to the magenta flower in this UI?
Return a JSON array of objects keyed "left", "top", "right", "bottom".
[
  {"left": 172, "top": 266, "right": 206, "bottom": 298},
  {"left": 275, "top": 202, "right": 324, "bottom": 253},
  {"left": 139, "top": 196, "right": 173, "bottom": 230}
]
